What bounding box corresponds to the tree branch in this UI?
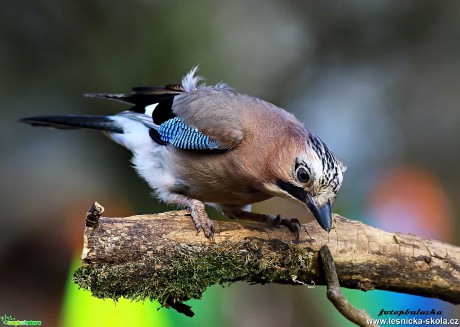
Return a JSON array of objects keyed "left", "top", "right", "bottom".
[
  {"left": 74, "top": 209, "right": 460, "bottom": 318},
  {"left": 320, "top": 245, "right": 377, "bottom": 327}
]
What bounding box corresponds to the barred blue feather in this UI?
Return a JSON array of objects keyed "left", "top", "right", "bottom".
[{"left": 158, "top": 117, "right": 220, "bottom": 150}]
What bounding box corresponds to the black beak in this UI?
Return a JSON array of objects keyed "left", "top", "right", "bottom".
[
  {"left": 305, "top": 193, "right": 332, "bottom": 232},
  {"left": 276, "top": 180, "right": 333, "bottom": 232}
]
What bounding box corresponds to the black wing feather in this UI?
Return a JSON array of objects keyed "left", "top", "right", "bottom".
[
  {"left": 85, "top": 84, "right": 184, "bottom": 106},
  {"left": 85, "top": 84, "right": 184, "bottom": 125}
]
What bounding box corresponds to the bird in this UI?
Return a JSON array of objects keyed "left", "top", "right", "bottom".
[{"left": 20, "top": 67, "right": 346, "bottom": 241}]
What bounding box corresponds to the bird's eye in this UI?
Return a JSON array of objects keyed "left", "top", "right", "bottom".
[{"left": 296, "top": 167, "right": 311, "bottom": 183}]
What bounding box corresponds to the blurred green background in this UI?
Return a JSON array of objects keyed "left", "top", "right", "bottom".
[{"left": 1, "top": 1, "right": 459, "bottom": 326}]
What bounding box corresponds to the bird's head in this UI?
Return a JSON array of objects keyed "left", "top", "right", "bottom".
[{"left": 268, "top": 132, "right": 346, "bottom": 232}]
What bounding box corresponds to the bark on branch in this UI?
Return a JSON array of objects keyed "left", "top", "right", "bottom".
[{"left": 74, "top": 210, "right": 460, "bottom": 317}]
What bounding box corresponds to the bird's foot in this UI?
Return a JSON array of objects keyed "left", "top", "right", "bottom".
[
  {"left": 171, "top": 196, "right": 216, "bottom": 242},
  {"left": 268, "top": 215, "right": 301, "bottom": 242},
  {"left": 187, "top": 200, "right": 216, "bottom": 242},
  {"left": 225, "top": 210, "right": 301, "bottom": 242}
]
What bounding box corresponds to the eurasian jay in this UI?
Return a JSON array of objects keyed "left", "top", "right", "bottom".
[{"left": 20, "top": 67, "right": 346, "bottom": 241}]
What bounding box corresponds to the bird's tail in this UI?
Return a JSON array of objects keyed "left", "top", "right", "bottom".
[{"left": 19, "top": 115, "right": 123, "bottom": 133}]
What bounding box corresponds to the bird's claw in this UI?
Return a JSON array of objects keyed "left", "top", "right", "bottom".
[
  {"left": 188, "top": 206, "right": 216, "bottom": 242},
  {"left": 271, "top": 215, "right": 302, "bottom": 242},
  {"left": 200, "top": 221, "right": 216, "bottom": 242}
]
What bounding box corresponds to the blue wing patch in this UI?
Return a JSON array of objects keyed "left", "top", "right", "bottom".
[{"left": 158, "top": 117, "right": 221, "bottom": 150}]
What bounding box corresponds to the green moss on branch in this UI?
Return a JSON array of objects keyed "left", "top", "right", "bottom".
[{"left": 73, "top": 239, "right": 312, "bottom": 310}]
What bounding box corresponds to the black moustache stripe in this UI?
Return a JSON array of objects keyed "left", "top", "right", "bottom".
[{"left": 276, "top": 179, "right": 309, "bottom": 203}]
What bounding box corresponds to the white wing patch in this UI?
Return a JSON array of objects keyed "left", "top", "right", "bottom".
[{"left": 145, "top": 103, "right": 159, "bottom": 117}]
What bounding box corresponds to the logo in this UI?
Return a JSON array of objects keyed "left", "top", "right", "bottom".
[{"left": 0, "top": 314, "right": 41, "bottom": 326}]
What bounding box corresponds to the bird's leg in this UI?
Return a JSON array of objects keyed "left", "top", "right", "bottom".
[
  {"left": 225, "top": 210, "right": 301, "bottom": 241},
  {"left": 172, "top": 195, "right": 215, "bottom": 241}
]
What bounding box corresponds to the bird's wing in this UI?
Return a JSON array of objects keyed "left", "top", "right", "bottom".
[
  {"left": 85, "top": 84, "right": 184, "bottom": 106},
  {"left": 171, "top": 89, "right": 245, "bottom": 150},
  {"left": 86, "top": 85, "right": 244, "bottom": 151}
]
